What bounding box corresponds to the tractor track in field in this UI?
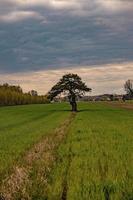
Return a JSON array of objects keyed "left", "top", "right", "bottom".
[
  {"left": 61, "top": 146, "right": 73, "bottom": 200},
  {"left": 0, "top": 112, "right": 76, "bottom": 200}
]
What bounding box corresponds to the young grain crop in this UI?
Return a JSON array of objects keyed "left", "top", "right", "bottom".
[
  {"left": 0, "top": 102, "right": 133, "bottom": 200},
  {"left": 47, "top": 103, "right": 133, "bottom": 200},
  {"left": 0, "top": 103, "right": 70, "bottom": 182}
]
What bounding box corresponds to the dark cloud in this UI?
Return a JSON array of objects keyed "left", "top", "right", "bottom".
[{"left": 0, "top": 0, "right": 133, "bottom": 73}]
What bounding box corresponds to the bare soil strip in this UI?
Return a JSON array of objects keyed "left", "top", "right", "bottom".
[
  {"left": 0, "top": 113, "right": 76, "bottom": 200},
  {"left": 105, "top": 102, "right": 133, "bottom": 111}
]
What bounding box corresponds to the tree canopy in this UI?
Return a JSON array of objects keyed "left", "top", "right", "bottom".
[
  {"left": 48, "top": 73, "right": 92, "bottom": 111},
  {"left": 124, "top": 80, "right": 133, "bottom": 97}
]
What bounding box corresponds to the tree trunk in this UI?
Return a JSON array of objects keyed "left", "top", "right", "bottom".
[{"left": 71, "top": 101, "right": 77, "bottom": 112}]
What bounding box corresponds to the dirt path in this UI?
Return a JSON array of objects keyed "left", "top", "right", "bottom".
[
  {"left": 0, "top": 112, "right": 76, "bottom": 200},
  {"left": 105, "top": 102, "right": 133, "bottom": 111}
]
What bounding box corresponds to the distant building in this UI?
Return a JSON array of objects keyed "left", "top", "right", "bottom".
[
  {"left": 123, "top": 94, "right": 133, "bottom": 101},
  {"left": 78, "top": 94, "right": 123, "bottom": 102},
  {"left": 51, "top": 94, "right": 124, "bottom": 102}
]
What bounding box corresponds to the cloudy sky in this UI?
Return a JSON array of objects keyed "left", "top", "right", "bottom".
[{"left": 0, "top": 0, "right": 133, "bottom": 94}]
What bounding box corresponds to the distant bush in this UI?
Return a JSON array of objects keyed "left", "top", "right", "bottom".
[{"left": 0, "top": 83, "right": 49, "bottom": 106}]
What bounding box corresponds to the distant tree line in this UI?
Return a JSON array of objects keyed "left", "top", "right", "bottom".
[
  {"left": 0, "top": 83, "right": 49, "bottom": 106},
  {"left": 0, "top": 78, "right": 132, "bottom": 107}
]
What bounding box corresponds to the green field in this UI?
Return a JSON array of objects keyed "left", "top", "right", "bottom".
[
  {"left": 0, "top": 103, "right": 133, "bottom": 200},
  {"left": 0, "top": 103, "right": 70, "bottom": 180}
]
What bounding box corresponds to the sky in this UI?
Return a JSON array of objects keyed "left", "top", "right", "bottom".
[{"left": 0, "top": 0, "right": 133, "bottom": 95}]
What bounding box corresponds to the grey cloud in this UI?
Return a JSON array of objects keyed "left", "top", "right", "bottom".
[
  {"left": 0, "top": 11, "right": 44, "bottom": 23},
  {"left": 0, "top": 0, "right": 133, "bottom": 73}
]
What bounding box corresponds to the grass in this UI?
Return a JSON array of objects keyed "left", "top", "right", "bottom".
[
  {"left": 47, "top": 103, "right": 133, "bottom": 200},
  {"left": 0, "top": 102, "right": 133, "bottom": 199},
  {"left": 0, "top": 103, "right": 70, "bottom": 180}
]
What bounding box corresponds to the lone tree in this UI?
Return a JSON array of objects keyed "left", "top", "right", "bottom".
[
  {"left": 48, "top": 73, "right": 92, "bottom": 112},
  {"left": 124, "top": 80, "right": 133, "bottom": 98}
]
